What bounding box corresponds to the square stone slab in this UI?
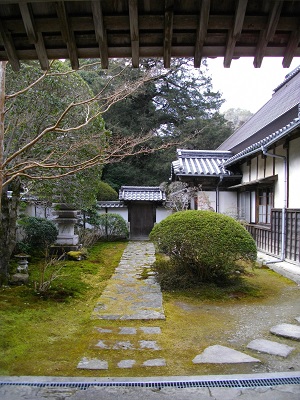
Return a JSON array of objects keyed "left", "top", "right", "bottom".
[
  {"left": 119, "top": 327, "right": 137, "bottom": 335},
  {"left": 96, "top": 327, "right": 113, "bottom": 333},
  {"left": 140, "top": 327, "right": 161, "bottom": 334},
  {"left": 247, "top": 338, "right": 294, "bottom": 357},
  {"left": 143, "top": 358, "right": 166, "bottom": 367},
  {"left": 139, "top": 340, "right": 161, "bottom": 350},
  {"left": 77, "top": 357, "right": 108, "bottom": 370},
  {"left": 192, "top": 345, "right": 261, "bottom": 364},
  {"left": 117, "top": 359, "right": 136, "bottom": 368},
  {"left": 270, "top": 323, "right": 300, "bottom": 340}
]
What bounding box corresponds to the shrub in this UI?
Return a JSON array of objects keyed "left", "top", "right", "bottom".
[
  {"left": 150, "top": 210, "right": 257, "bottom": 285},
  {"left": 95, "top": 213, "right": 128, "bottom": 241},
  {"left": 96, "top": 181, "right": 118, "bottom": 201},
  {"left": 18, "top": 217, "right": 58, "bottom": 253}
]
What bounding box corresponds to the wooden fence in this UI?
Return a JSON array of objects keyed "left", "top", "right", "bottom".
[{"left": 246, "top": 209, "right": 300, "bottom": 264}]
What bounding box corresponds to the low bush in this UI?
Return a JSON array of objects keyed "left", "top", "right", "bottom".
[
  {"left": 18, "top": 217, "right": 58, "bottom": 254},
  {"left": 150, "top": 210, "right": 257, "bottom": 285},
  {"left": 96, "top": 213, "right": 129, "bottom": 240}
]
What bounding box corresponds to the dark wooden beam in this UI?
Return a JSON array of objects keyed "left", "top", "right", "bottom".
[
  {"left": 163, "top": 0, "right": 174, "bottom": 68},
  {"left": 0, "top": 19, "right": 20, "bottom": 71},
  {"left": 194, "top": 0, "right": 210, "bottom": 68},
  {"left": 19, "top": 3, "right": 49, "bottom": 70},
  {"left": 254, "top": 0, "right": 283, "bottom": 68},
  {"left": 283, "top": 25, "right": 300, "bottom": 68},
  {"left": 129, "top": 0, "right": 139, "bottom": 68},
  {"left": 55, "top": 1, "right": 79, "bottom": 69},
  {"left": 224, "top": 0, "right": 248, "bottom": 68},
  {"left": 91, "top": 0, "right": 108, "bottom": 69}
]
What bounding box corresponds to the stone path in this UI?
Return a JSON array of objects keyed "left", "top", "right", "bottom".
[
  {"left": 78, "top": 241, "right": 300, "bottom": 370},
  {"left": 91, "top": 241, "right": 165, "bottom": 320}
]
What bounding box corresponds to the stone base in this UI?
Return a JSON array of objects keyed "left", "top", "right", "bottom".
[{"left": 10, "top": 273, "right": 29, "bottom": 285}]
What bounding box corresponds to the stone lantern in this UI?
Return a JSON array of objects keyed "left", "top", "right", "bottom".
[{"left": 53, "top": 204, "right": 79, "bottom": 248}]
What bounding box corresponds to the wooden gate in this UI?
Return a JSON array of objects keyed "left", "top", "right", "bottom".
[{"left": 129, "top": 202, "right": 155, "bottom": 238}]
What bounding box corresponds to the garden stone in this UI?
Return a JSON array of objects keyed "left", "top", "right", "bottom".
[
  {"left": 10, "top": 273, "right": 29, "bottom": 285},
  {"left": 119, "top": 327, "right": 137, "bottom": 334},
  {"left": 139, "top": 340, "right": 161, "bottom": 350},
  {"left": 270, "top": 323, "right": 300, "bottom": 340},
  {"left": 77, "top": 357, "right": 108, "bottom": 370},
  {"left": 247, "top": 339, "right": 294, "bottom": 357},
  {"left": 140, "top": 327, "right": 161, "bottom": 334},
  {"left": 117, "top": 359, "right": 136, "bottom": 368},
  {"left": 192, "top": 345, "right": 261, "bottom": 364},
  {"left": 143, "top": 358, "right": 166, "bottom": 367}
]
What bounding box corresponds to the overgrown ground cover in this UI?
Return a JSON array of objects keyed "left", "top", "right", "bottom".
[{"left": 1, "top": 241, "right": 300, "bottom": 377}]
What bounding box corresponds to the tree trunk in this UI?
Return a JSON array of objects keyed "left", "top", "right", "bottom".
[{"left": 0, "top": 180, "right": 21, "bottom": 285}]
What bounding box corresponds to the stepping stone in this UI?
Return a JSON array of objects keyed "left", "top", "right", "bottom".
[
  {"left": 140, "top": 327, "right": 161, "bottom": 334},
  {"left": 113, "top": 341, "right": 135, "bottom": 350},
  {"left": 143, "top": 358, "right": 166, "bottom": 367},
  {"left": 117, "top": 359, "right": 136, "bottom": 368},
  {"left": 270, "top": 323, "right": 300, "bottom": 340},
  {"left": 139, "top": 340, "right": 161, "bottom": 350},
  {"left": 192, "top": 345, "right": 261, "bottom": 364},
  {"left": 295, "top": 316, "right": 300, "bottom": 323},
  {"left": 96, "top": 327, "right": 113, "bottom": 333},
  {"left": 77, "top": 357, "right": 108, "bottom": 370},
  {"left": 95, "top": 340, "right": 109, "bottom": 349},
  {"left": 247, "top": 338, "right": 294, "bottom": 357},
  {"left": 119, "top": 327, "right": 137, "bottom": 335}
]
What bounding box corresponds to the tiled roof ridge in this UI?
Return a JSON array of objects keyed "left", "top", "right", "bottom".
[
  {"left": 120, "top": 186, "right": 163, "bottom": 191},
  {"left": 177, "top": 149, "right": 232, "bottom": 158},
  {"left": 274, "top": 65, "right": 300, "bottom": 93},
  {"left": 224, "top": 117, "right": 300, "bottom": 166}
]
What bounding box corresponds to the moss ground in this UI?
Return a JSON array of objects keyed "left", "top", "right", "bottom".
[{"left": 0, "top": 242, "right": 299, "bottom": 377}]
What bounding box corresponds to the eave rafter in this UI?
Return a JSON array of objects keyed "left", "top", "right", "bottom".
[
  {"left": 164, "top": 0, "right": 174, "bottom": 68},
  {"left": 194, "top": 0, "right": 210, "bottom": 68},
  {"left": 91, "top": 0, "right": 108, "bottom": 69},
  {"left": 55, "top": 1, "right": 79, "bottom": 70},
  {"left": 283, "top": 20, "right": 300, "bottom": 68},
  {"left": 0, "top": 18, "right": 20, "bottom": 71},
  {"left": 19, "top": 3, "right": 49, "bottom": 70},
  {"left": 129, "top": 0, "right": 139, "bottom": 68},
  {"left": 254, "top": 0, "right": 283, "bottom": 68},
  {"left": 224, "top": 0, "right": 248, "bottom": 68}
]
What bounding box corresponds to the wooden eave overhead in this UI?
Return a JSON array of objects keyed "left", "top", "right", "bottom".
[{"left": 0, "top": 0, "right": 300, "bottom": 71}]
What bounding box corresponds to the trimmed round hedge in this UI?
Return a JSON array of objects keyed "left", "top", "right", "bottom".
[{"left": 150, "top": 210, "right": 257, "bottom": 283}]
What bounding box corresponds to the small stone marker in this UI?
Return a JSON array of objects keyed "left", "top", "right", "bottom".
[
  {"left": 117, "top": 359, "right": 136, "bottom": 369},
  {"left": 270, "top": 323, "right": 300, "bottom": 340},
  {"left": 143, "top": 358, "right": 166, "bottom": 367},
  {"left": 247, "top": 338, "right": 294, "bottom": 357},
  {"left": 192, "top": 345, "right": 261, "bottom": 364},
  {"left": 77, "top": 357, "right": 108, "bottom": 370}
]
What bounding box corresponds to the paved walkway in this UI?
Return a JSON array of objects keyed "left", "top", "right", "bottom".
[
  {"left": 91, "top": 241, "right": 165, "bottom": 320},
  {"left": 1, "top": 242, "right": 300, "bottom": 399}
]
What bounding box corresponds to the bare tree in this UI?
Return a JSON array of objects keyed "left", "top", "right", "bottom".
[{"left": 0, "top": 60, "right": 175, "bottom": 284}]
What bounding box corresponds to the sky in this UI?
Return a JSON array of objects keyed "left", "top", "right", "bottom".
[{"left": 206, "top": 57, "right": 300, "bottom": 113}]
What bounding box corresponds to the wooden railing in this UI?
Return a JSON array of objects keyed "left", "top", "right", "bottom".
[{"left": 246, "top": 209, "right": 300, "bottom": 264}]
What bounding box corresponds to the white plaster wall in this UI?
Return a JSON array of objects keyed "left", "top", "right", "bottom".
[
  {"left": 219, "top": 191, "right": 238, "bottom": 216},
  {"left": 241, "top": 163, "right": 249, "bottom": 183},
  {"left": 156, "top": 207, "right": 172, "bottom": 223},
  {"left": 251, "top": 191, "right": 256, "bottom": 223},
  {"left": 288, "top": 136, "right": 300, "bottom": 208},
  {"left": 273, "top": 145, "right": 286, "bottom": 208},
  {"left": 257, "top": 155, "right": 265, "bottom": 180},
  {"left": 98, "top": 208, "right": 128, "bottom": 222},
  {"left": 250, "top": 157, "right": 257, "bottom": 181},
  {"left": 265, "top": 155, "right": 273, "bottom": 177}
]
